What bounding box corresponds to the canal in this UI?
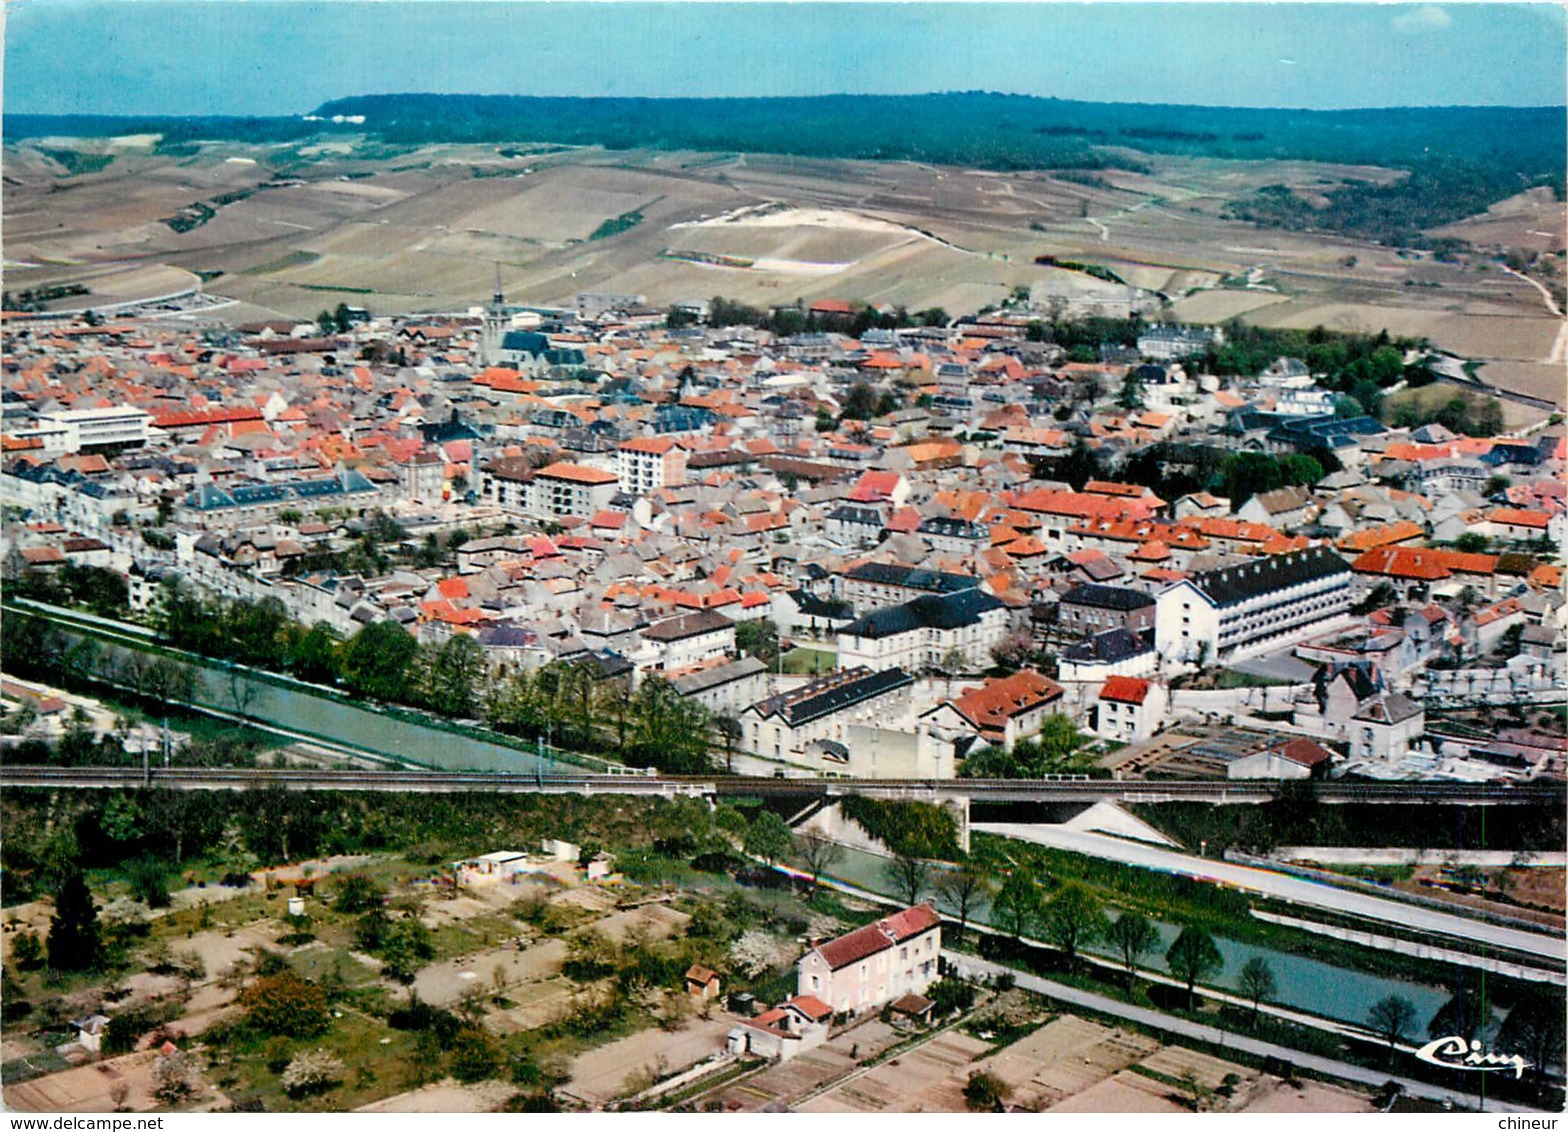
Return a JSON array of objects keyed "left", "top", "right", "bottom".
[
  {"left": 820, "top": 844, "right": 1460, "bottom": 1032},
  {"left": 54, "top": 630, "right": 558, "bottom": 774}
]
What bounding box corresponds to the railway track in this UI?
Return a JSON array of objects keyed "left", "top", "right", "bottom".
[{"left": 1, "top": 764, "right": 1559, "bottom": 805}]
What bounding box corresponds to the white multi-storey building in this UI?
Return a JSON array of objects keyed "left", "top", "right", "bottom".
[
  {"left": 32, "top": 407, "right": 151, "bottom": 453},
  {"left": 836, "top": 589, "right": 1010, "bottom": 674},
  {"left": 742, "top": 666, "right": 915, "bottom": 767},
  {"left": 1155, "top": 546, "right": 1353, "bottom": 665},
  {"left": 479, "top": 458, "right": 618, "bottom": 521},
  {"left": 616, "top": 437, "right": 687, "bottom": 496}
]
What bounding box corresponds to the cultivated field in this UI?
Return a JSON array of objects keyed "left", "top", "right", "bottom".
[{"left": 4, "top": 135, "right": 1560, "bottom": 395}]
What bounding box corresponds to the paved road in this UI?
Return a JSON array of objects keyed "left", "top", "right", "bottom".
[
  {"left": 946, "top": 952, "right": 1545, "bottom": 1113},
  {"left": 976, "top": 823, "right": 1565, "bottom": 964}
]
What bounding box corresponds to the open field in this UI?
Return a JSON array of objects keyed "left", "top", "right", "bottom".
[
  {"left": 1429, "top": 188, "right": 1567, "bottom": 256},
  {"left": 5, "top": 138, "right": 1557, "bottom": 381}
]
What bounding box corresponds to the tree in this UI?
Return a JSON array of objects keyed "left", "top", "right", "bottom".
[
  {"left": 1428, "top": 980, "right": 1491, "bottom": 1043},
  {"left": 291, "top": 621, "right": 343, "bottom": 685},
  {"left": 885, "top": 851, "right": 932, "bottom": 907},
  {"left": 1368, "top": 995, "right": 1417, "bottom": 1057},
  {"left": 1165, "top": 926, "right": 1223, "bottom": 1010},
  {"left": 333, "top": 874, "right": 385, "bottom": 914},
  {"left": 794, "top": 830, "right": 845, "bottom": 895},
  {"left": 282, "top": 1049, "right": 345, "bottom": 1098},
  {"left": 429, "top": 632, "right": 487, "bottom": 717},
  {"left": 743, "top": 811, "right": 793, "bottom": 866},
  {"left": 712, "top": 714, "right": 743, "bottom": 772},
  {"left": 379, "top": 918, "right": 436, "bottom": 986},
  {"left": 934, "top": 862, "right": 992, "bottom": 946},
  {"left": 152, "top": 1049, "right": 199, "bottom": 1105},
  {"left": 340, "top": 621, "right": 420, "bottom": 702},
  {"left": 1042, "top": 883, "right": 1107, "bottom": 964},
  {"left": 450, "top": 1026, "right": 503, "bottom": 1082},
  {"left": 240, "top": 971, "right": 331, "bottom": 1037},
  {"left": 1106, "top": 912, "right": 1157, "bottom": 988},
  {"left": 1279, "top": 454, "right": 1325, "bottom": 487},
  {"left": 1117, "top": 370, "right": 1146, "bottom": 411},
  {"left": 11, "top": 930, "right": 44, "bottom": 971},
  {"left": 1453, "top": 531, "right": 1490, "bottom": 555},
  {"left": 842, "top": 382, "right": 880, "bottom": 421},
  {"left": 1219, "top": 452, "right": 1283, "bottom": 509},
  {"left": 994, "top": 869, "right": 1043, "bottom": 941},
  {"left": 1496, "top": 991, "right": 1566, "bottom": 1083},
  {"left": 48, "top": 872, "right": 100, "bottom": 971},
  {"left": 1237, "top": 956, "right": 1277, "bottom": 1028},
  {"left": 964, "top": 1070, "right": 1012, "bottom": 1112},
  {"left": 735, "top": 619, "right": 781, "bottom": 665},
  {"left": 627, "top": 676, "right": 712, "bottom": 773}
]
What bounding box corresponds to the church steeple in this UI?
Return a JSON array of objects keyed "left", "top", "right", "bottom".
[{"left": 482, "top": 263, "right": 508, "bottom": 366}]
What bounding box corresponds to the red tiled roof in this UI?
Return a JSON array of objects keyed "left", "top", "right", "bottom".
[
  {"left": 947, "top": 671, "right": 1064, "bottom": 735},
  {"left": 536, "top": 462, "right": 617, "bottom": 485},
  {"left": 1268, "top": 737, "right": 1334, "bottom": 768},
  {"left": 786, "top": 994, "right": 834, "bottom": 1021},
  {"left": 1099, "top": 676, "right": 1151, "bottom": 705},
  {"left": 1489, "top": 507, "right": 1551, "bottom": 530},
  {"left": 814, "top": 904, "right": 939, "bottom": 970}
]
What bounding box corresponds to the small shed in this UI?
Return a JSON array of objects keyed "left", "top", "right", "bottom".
[
  {"left": 684, "top": 964, "right": 721, "bottom": 1000},
  {"left": 888, "top": 993, "right": 935, "bottom": 1025},
  {"left": 70, "top": 1014, "right": 110, "bottom": 1053},
  {"left": 541, "top": 838, "right": 579, "bottom": 863},
  {"left": 585, "top": 851, "right": 616, "bottom": 882}
]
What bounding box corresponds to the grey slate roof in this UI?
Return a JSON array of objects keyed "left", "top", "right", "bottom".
[
  {"left": 1191, "top": 547, "right": 1350, "bottom": 607},
  {"left": 841, "top": 588, "right": 1005, "bottom": 639},
  {"left": 841, "top": 561, "right": 980, "bottom": 595},
  {"left": 1059, "top": 583, "right": 1156, "bottom": 612},
  {"left": 752, "top": 666, "right": 914, "bottom": 727}
]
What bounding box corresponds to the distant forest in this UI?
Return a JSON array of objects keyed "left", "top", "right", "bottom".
[{"left": 8, "top": 93, "right": 1565, "bottom": 242}]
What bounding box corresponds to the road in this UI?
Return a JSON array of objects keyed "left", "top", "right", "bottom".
[
  {"left": 945, "top": 953, "right": 1547, "bottom": 1113},
  {"left": 975, "top": 823, "right": 1565, "bottom": 965}
]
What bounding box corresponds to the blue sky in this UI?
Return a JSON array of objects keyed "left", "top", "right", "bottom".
[{"left": 6, "top": 2, "right": 1565, "bottom": 116}]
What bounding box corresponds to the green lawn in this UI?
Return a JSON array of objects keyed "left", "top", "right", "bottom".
[{"left": 781, "top": 648, "right": 836, "bottom": 675}]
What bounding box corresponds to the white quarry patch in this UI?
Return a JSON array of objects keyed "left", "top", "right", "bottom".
[
  {"left": 670, "top": 203, "right": 913, "bottom": 235},
  {"left": 749, "top": 257, "right": 851, "bottom": 276}
]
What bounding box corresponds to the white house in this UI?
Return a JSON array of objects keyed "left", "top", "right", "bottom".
[
  {"left": 1093, "top": 676, "right": 1168, "bottom": 741},
  {"left": 1227, "top": 736, "right": 1335, "bottom": 780},
  {"left": 727, "top": 995, "right": 834, "bottom": 1061},
  {"left": 637, "top": 609, "right": 737, "bottom": 674},
  {"left": 919, "top": 670, "right": 1065, "bottom": 752},
  {"left": 796, "top": 905, "right": 941, "bottom": 1016},
  {"left": 836, "top": 589, "right": 1011, "bottom": 675},
  {"left": 742, "top": 667, "right": 915, "bottom": 769}
]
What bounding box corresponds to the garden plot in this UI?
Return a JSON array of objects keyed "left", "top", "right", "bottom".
[
  {"left": 561, "top": 1016, "right": 734, "bottom": 1107},
  {"left": 411, "top": 938, "right": 567, "bottom": 1006},
  {"left": 1238, "top": 1077, "right": 1376, "bottom": 1113},
  {"left": 355, "top": 1078, "right": 517, "bottom": 1113},
  {"left": 795, "top": 1029, "right": 990, "bottom": 1113},
  {"left": 483, "top": 976, "right": 577, "bottom": 1034},
  {"left": 708, "top": 1020, "right": 904, "bottom": 1113},
  {"left": 2, "top": 1050, "right": 224, "bottom": 1113},
  {"left": 968, "top": 1015, "right": 1159, "bottom": 1111},
  {"left": 595, "top": 902, "right": 689, "bottom": 943},
  {"left": 1045, "top": 1069, "right": 1191, "bottom": 1113}
]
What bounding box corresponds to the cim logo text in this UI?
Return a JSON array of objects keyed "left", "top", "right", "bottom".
[{"left": 1415, "top": 1036, "right": 1531, "bottom": 1079}]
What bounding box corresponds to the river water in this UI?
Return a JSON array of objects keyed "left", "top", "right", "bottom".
[
  {"left": 821, "top": 844, "right": 1459, "bottom": 1031},
  {"left": 68, "top": 633, "right": 552, "bottom": 774}
]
